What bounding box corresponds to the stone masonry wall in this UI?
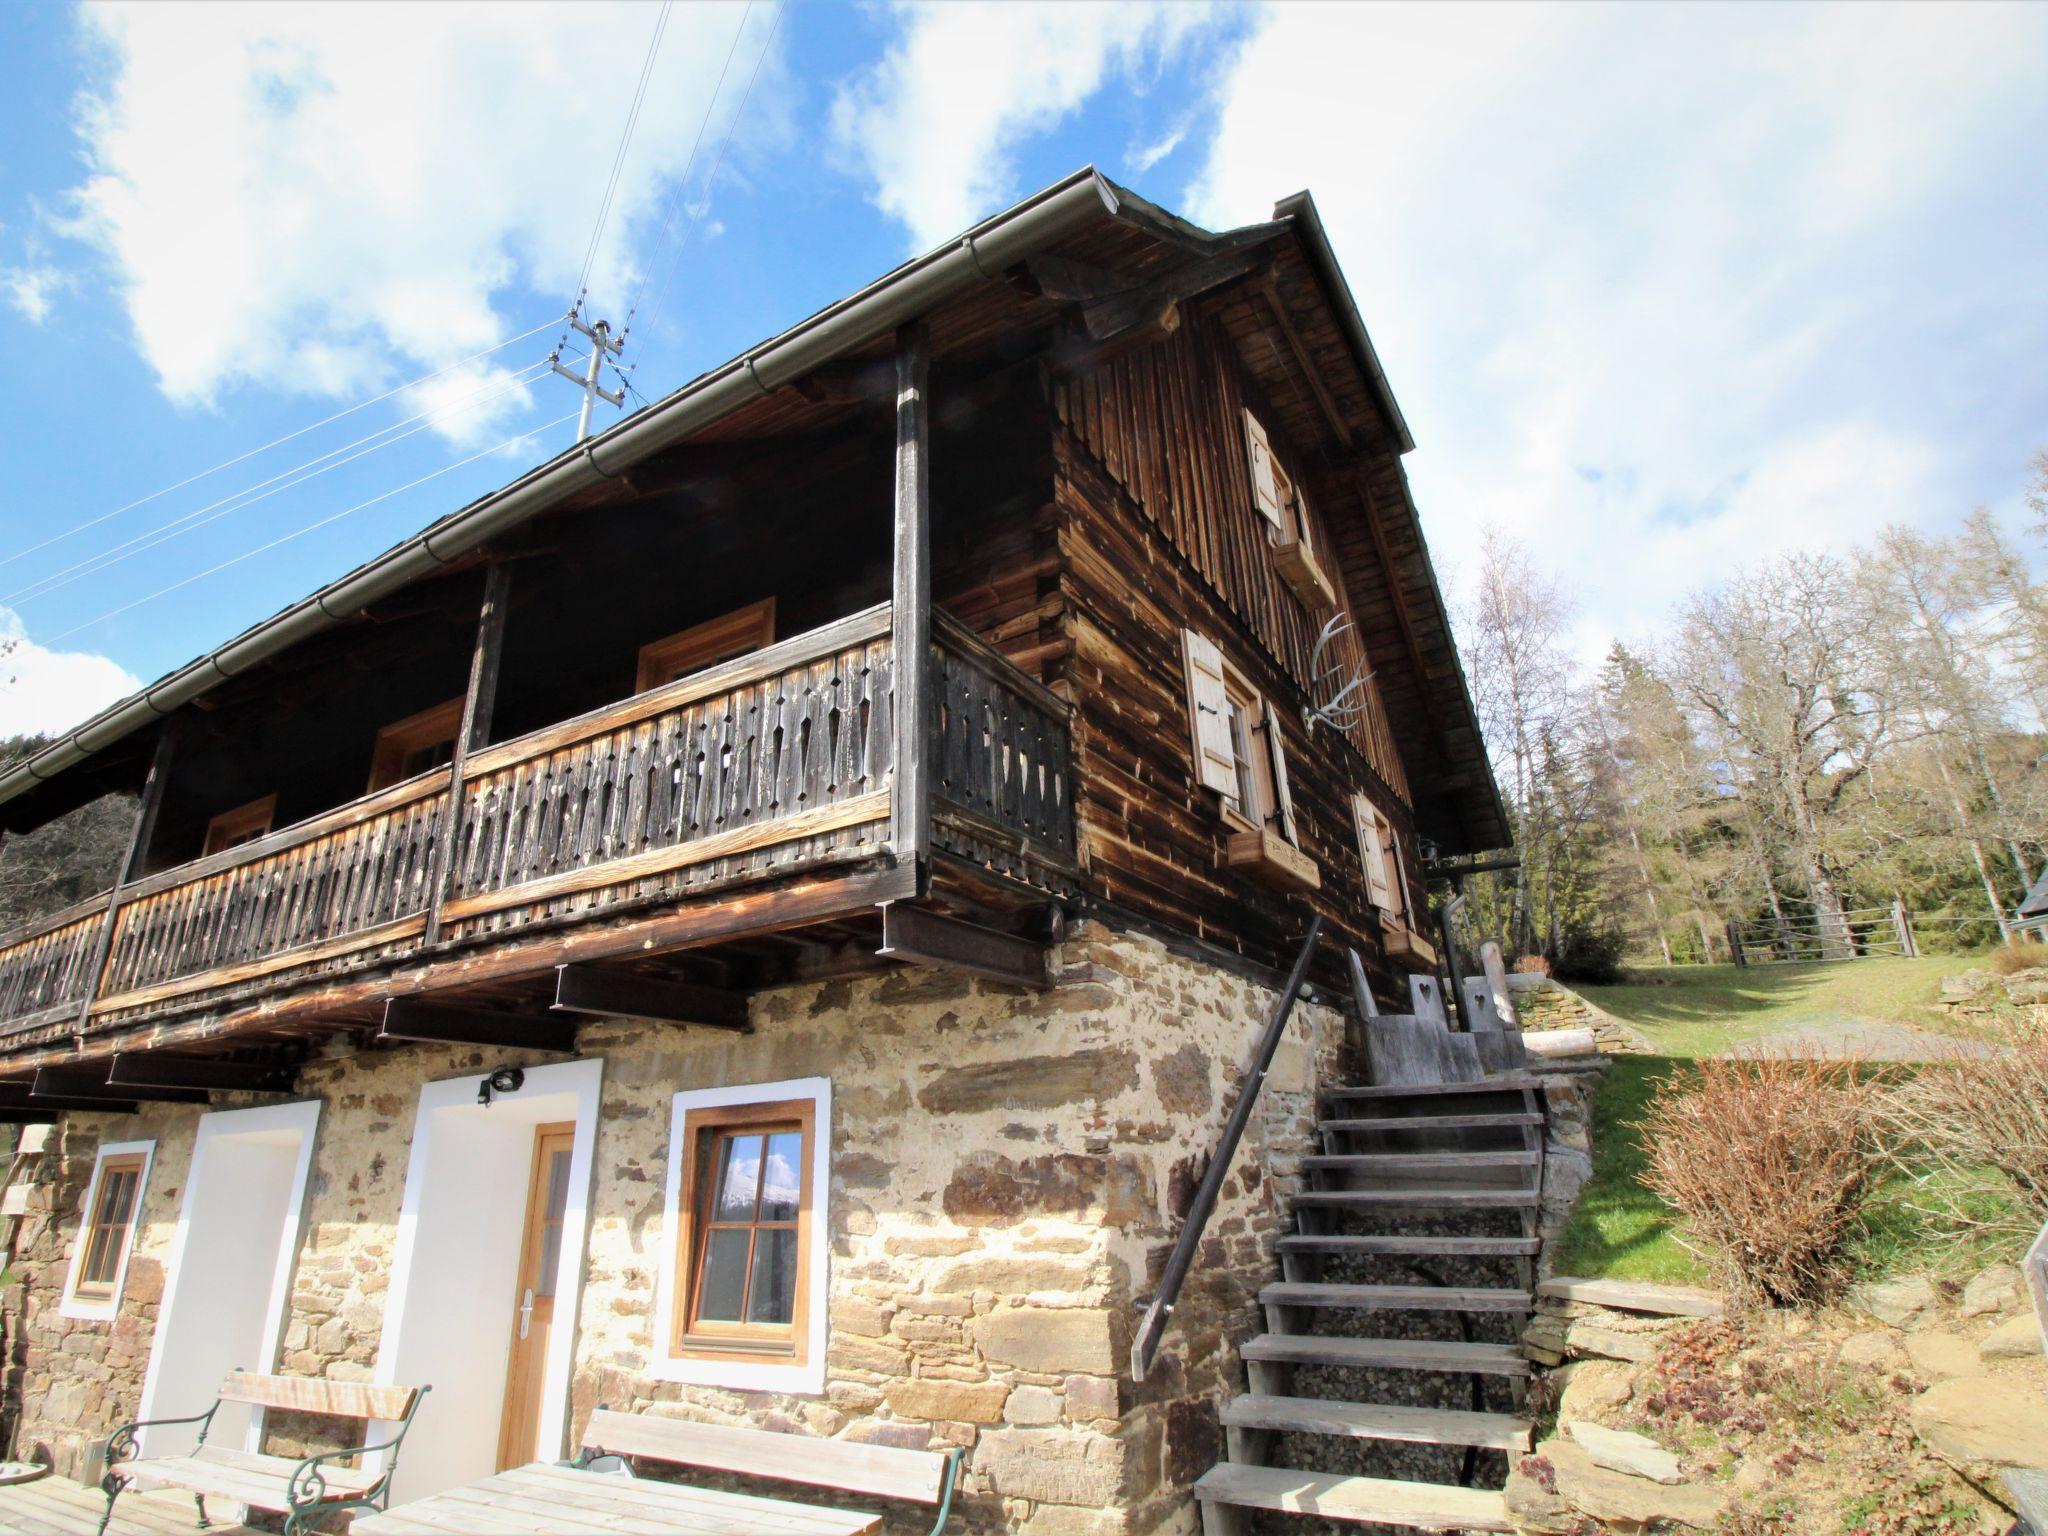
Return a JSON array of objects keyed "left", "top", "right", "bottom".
[{"left": 4, "top": 921, "right": 1345, "bottom": 1534}]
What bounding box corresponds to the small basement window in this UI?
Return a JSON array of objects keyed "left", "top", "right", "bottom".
[
  {"left": 637, "top": 598, "right": 776, "bottom": 693},
  {"left": 202, "top": 795, "right": 276, "bottom": 857},
  {"left": 1243, "top": 409, "right": 1338, "bottom": 612},
  {"left": 367, "top": 698, "right": 464, "bottom": 792},
  {"left": 1183, "top": 629, "right": 1318, "bottom": 893},
  {"left": 657, "top": 1077, "right": 828, "bottom": 1394},
  {"left": 62, "top": 1140, "right": 153, "bottom": 1320}
]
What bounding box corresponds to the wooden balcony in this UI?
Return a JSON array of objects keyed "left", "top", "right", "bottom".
[{"left": 0, "top": 604, "right": 1073, "bottom": 1057}]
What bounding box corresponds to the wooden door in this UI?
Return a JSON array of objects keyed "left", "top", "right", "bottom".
[{"left": 496, "top": 1122, "right": 576, "bottom": 1470}]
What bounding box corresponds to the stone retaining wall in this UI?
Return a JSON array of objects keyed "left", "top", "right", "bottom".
[{"left": 2, "top": 922, "right": 1344, "bottom": 1535}]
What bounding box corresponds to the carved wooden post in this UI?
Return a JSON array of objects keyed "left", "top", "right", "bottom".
[
  {"left": 1726, "top": 922, "right": 1746, "bottom": 967},
  {"left": 77, "top": 722, "right": 177, "bottom": 1027},
  {"left": 891, "top": 322, "right": 931, "bottom": 879},
  {"left": 1479, "top": 940, "right": 1518, "bottom": 1029},
  {"left": 424, "top": 562, "right": 511, "bottom": 947}
]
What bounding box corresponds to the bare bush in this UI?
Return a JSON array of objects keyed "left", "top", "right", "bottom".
[
  {"left": 1879, "top": 1024, "right": 2048, "bottom": 1237},
  {"left": 1638, "top": 1054, "right": 1880, "bottom": 1307},
  {"left": 1987, "top": 940, "right": 2048, "bottom": 976}
]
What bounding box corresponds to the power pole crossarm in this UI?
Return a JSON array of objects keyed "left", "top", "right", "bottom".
[{"left": 552, "top": 315, "right": 626, "bottom": 442}]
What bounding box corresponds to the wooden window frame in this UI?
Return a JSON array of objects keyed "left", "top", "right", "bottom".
[
  {"left": 201, "top": 795, "right": 276, "bottom": 857},
  {"left": 367, "top": 697, "right": 465, "bottom": 793},
  {"left": 1244, "top": 407, "right": 1338, "bottom": 611},
  {"left": 669, "top": 1095, "right": 816, "bottom": 1366},
  {"left": 636, "top": 598, "right": 776, "bottom": 694},
  {"left": 1355, "top": 792, "right": 1405, "bottom": 923},
  {"left": 1184, "top": 627, "right": 1318, "bottom": 893},
  {"left": 61, "top": 1140, "right": 153, "bottom": 1320}
]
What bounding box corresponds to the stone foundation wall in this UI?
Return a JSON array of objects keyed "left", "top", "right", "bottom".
[
  {"left": 3, "top": 922, "right": 1344, "bottom": 1534},
  {"left": 1505, "top": 975, "right": 1651, "bottom": 1054}
]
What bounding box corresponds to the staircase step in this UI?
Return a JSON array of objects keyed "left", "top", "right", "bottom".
[
  {"left": 1294, "top": 1188, "right": 1540, "bottom": 1210},
  {"left": 1278, "top": 1233, "right": 1541, "bottom": 1258},
  {"left": 1242, "top": 1332, "right": 1530, "bottom": 1376},
  {"left": 1259, "top": 1282, "right": 1532, "bottom": 1313},
  {"left": 1222, "top": 1392, "right": 1533, "bottom": 1452},
  {"left": 1322, "top": 1112, "right": 1543, "bottom": 1132},
  {"left": 1193, "top": 1463, "right": 1514, "bottom": 1531},
  {"left": 1305, "top": 1151, "right": 1539, "bottom": 1173},
  {"left": 1330, "top": 1074, "right": 1541, "bottom": 1101}
]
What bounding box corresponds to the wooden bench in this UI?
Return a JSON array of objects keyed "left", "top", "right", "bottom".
[
  {"left": 101, "top": 1371, "right": 429, "bottom": 1536},
  {"left": 356, "top": 1408, "right": 959, "bottom": 1536}
]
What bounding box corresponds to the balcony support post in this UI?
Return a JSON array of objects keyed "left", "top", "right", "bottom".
[
  {"left": 891, "top": 321, "right": 932, "bottom": 879},
  {"left": 75, "top": 721, "right": 177, "bottom": 1030},
  {"left": 424, "top": 561, "right": 512, "bottom": 947}
]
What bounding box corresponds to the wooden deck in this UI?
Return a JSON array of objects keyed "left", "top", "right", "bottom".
[{"left": 0, "top": 1474, "right": 257, "bottom": 1536}]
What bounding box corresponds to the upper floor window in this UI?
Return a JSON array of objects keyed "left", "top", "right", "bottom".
[
  {"left": 1243, "top": 409, "right": 1338, "bottom": 612},
  {"left": 62, "top": 1140, "right": 153, "bottom": 1320},
  {"left": 202, "top": 795, "right": 276, "bottom": 857},
  {"left": 367, "top": 698, "right": 464, "bottom": 792},
  {"left": 637, "top": 599, "right": 776, "bottom": 693},
  {"left": 1183, "top": 628, "right": 1318, "bottom": 893}
]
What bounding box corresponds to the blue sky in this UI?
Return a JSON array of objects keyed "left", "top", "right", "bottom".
[{"left": 0, "top": 0, "right": 2043, "bottom": 737}]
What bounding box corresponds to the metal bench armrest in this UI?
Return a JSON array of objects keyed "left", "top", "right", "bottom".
[
  {"left": 105, "top": 1403, "right": 223, "bottom": 1470},
  {"left": 926, "top": 1447, "right": 962, "bottom": 1536},
  {"left": 287, "top": 1384, "right": 430, "bottom": 1512}
]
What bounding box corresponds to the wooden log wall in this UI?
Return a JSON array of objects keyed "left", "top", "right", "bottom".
[{"left": 1047, "top": 310, "right": 1408, "bottom": 805}]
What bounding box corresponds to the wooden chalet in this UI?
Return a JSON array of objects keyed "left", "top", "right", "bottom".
[{"left": 0, "top": 171, "right": 1514, "bottom": 1536}]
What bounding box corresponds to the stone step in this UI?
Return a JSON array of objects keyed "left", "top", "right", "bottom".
[
  {"left": 1330, "top": 1074, "right": 1542, "bottom": 1101},
  {"left": 1241, "top": 1332, "right": 1531, "bottom": 1376},
  {"left": 1303, "top": 1150, "right": 1539, "bottom": 1173},
  {"left": 1222, "top": 1393, "right": 1533, "bottom": 1452},
  {"left": 1293, "top": 1188, "right": 1540, "bottom": 1210},
  {"left": 1259, "top": 1282, "right": 1532, "bottom": 1314},
  {"left": 1322, "top": 1112, "right": 1544, "bottom": 1132},
  {"left": 1193, "top": 1462, "right": 1514, "bottom": 1531},
  {"left": 1277, "top": 1233, "right": 1541, "bottom": 1258}
]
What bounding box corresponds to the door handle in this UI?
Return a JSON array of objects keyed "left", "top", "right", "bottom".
[{"left": 519, "top": 1288, "right": 535, "bottom": 1340}]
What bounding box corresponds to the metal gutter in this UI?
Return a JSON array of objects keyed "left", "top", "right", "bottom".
[{"left": 0, "top": 168, "right": 1122, "bottom": 813}]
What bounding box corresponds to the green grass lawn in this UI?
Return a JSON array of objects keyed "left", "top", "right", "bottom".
[
  {"left": 1550, "top": 955, "right": 2025, "bottom": 1287},
  {"left": 1575, "top": 957, "right": 1970, "bottom": 1059}
]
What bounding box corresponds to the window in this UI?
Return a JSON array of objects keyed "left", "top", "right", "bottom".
[
  {"left": 637, "top": 598, "right": 776, "bottom": 693},
  {"left": 1244, "top": 409, "right": 1338, "bottom": 611},
  {"left": 1354, "top": 792, "right": 1405, "bottom": 923},
  {"left": 367, "top": 698, "right": 464, "bottom": 792},
  {"left": 202, "top": 795, "right": 276, "bottom": 856},
  {"left": 1183, "top": 629, "right": 1318, "bottom": 893},
  {"left": 657, "top": 1077, "right": 828, "bottom": 1393},
  {"left": 62, "top": 1140, "right": 153, "bottom": 1320}
]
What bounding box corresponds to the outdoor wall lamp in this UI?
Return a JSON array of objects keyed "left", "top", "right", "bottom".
[{"left": 477, "top": 1067, "right": 526, "bottom": 1107}]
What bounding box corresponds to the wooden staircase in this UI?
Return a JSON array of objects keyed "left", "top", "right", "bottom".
[{"left": 1192, "top": 1062, "right": 1546, "bottom": 1534}]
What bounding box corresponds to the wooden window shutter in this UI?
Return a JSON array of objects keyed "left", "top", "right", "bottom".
[
  {"left": 1242, "top": 409, "right": 1285, "bottom": 532},
  {"left": 1181, "top": 629, "right": 1237, "bottom": 797},
  {"left": 1356, "top": 793, "right": 1393, "bottom": 908},
  {"left": 1263, "top": 699, "right": 1299, "bottom": 845}
]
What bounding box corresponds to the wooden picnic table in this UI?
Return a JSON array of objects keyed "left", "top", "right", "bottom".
[{"left": 353, "top": 1462, "right": 884, "bottom": 1536}]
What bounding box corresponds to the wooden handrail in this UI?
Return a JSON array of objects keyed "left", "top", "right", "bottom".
[{"left": 1130, "top": 913, "right": 1323, "bottom": 1382}]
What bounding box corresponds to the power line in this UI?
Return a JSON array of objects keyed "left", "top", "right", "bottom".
[
  {"left": 46, "top": 412, "right": 580, "bottom": 645},
  {"left": 623, "top": 0, "right": 784, "bottom": 380},
  {"left": 0, "top": 319, "right": 555, "bottom": 573},
  {"left": 5, "top": 358, "right": 564, "bottom": 608}
]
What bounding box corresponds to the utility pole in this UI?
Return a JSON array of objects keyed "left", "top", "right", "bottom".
[{"left": 551, "top": 313, "right": 625, "bottom": 442}]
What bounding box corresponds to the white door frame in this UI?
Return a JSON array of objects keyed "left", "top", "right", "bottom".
[
  {"left": 136, "top": 1099, "right": 323, "bottom": 1454},
  {"left": 370, "top": 1056, "right": 603, "bottom": 1500}
]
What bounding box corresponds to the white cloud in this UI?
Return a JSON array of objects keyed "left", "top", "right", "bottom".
[
  {"left": 0, "top": 609, "right": 141, "bottom": 738},
  {"left": 63, "top": 1, "right": 788, "bottom": 429},
  {"left": 831, "top": 1, "right": 1221, "bottom": 251},
  {"left": 1184, "top": 1, "right": 2048, "bottom": 651},
  {"left": 1, "top": 265, "right": 64, "bottom": 325}
]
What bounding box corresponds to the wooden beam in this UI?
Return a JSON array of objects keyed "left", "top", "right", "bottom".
[
  {"left": 0, "top": 1109, "right": 58, "bottom": 1125},
  {"left": 891, "top": 322, "right": 932, "bottom": 872},
  {"left": 75, "top": 721, "right": 177, "bottom": 1029},
  {"left": 424, "top": 562, "right": 512, "bottom": 947},
  {"left": 1356, "top": 473, "right": 1450, "bottom": 755},
  {"left": 33, "top": 1067, "right": 206, "bottom": 1105},
  {"left": 1257, "top": 274, "right": 1353, "bottom": 452},
  {"left": 0, "top": 1081, "right": 139, "bottom": 1114},
  {"left": 1079, "top": 247, "right": 1272, "bottom": 343},
  {"left": 107, "top": 1052, "right": 297, "bottom": 1095},
  {"left": 877, "top": 902, "right": 1048, "bottom": 991},
  {"left": 377, "top": 998, "right": 578, "bottom": 1053},
  {"left": 551, "top": 965, "right": 750, "bottom": 1031}
]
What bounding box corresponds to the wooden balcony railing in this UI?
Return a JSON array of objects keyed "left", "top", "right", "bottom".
[{"left": 0, "top": 604, "right": 1073, "bottom": 1042}]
